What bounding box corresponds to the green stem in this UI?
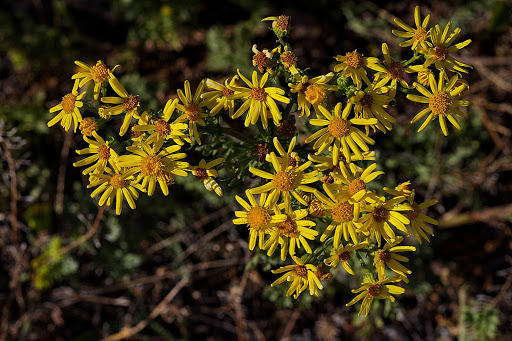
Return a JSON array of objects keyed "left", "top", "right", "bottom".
[
  {"left": 403, "top": 52, "right": 423, "bottom": 67},
  {"left": 354, "top": 250, "right": 372, "bottom": 274},
  {"left": 221, "top": 127, "right": 255, "bottom": 145}
]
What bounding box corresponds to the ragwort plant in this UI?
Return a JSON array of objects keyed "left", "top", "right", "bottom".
[{"left": 47, "top": 7, "right": 472, "bottom": 316}]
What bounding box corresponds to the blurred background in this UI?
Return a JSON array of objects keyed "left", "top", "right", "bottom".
[{"left": 1, "top": 0, "right": 511, "bottom": 340}]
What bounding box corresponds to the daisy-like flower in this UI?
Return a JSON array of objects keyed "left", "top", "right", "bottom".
[
  {"left": 262, "top": 15, "right": 291, "bottom": 38},
  {"left": 406, "top": 191, "right": 438, "bottom": 244},
  {"left": 190, "top": 158, "right": 225, "bottom": 197},
  {"left": 87, "top": 163, "right": 144, "bottom": 215},
  {"left": 48, "top": 79, "right": 85, "bottom": 132},
  {"left": 347, "top": 77, "right": 394, "bottom": 133},
  {"left": 263, "top": 206, "right": 318, "bottom": 261},
  {"left": 117, "top": 141, "right": 189, "bottom": 196},
  {"left": 252, "top": 44, "right": 278, "bottom": 73},
  {"left": 356, "top": 194, "right": 411, "bottom": 246},
  {"left": 407, "top": 70, "right": 469, "bottom": 136},
  {"left": 369, "top": 43, "right": 414, "bottom": 99},
  {"left": 373, "top": 236, "right": 416, "bottom": 283},
  {"left": 418, "top": 21, "right": 472, "bottom": 74},
  {"left": 279, "top": 45, "right": 299, "bottom": 75},
  {"left": 233, "top": 191, "right": 287, "bottom": 250},
  {"left": 333, "top": 50, "right": 380, "bottom": 89},
  {"left": 227, "top": 70, "right": 290, "bottom": 129},
  {"left": 288, "top": 73, "right": 337, "bottom": 117},
  {"left": 305, "top": 103, "right": 377, "bottom": 164},
  {"left": 73, "top": 131, "right": 118, "bottom": 175},
  {"left": 324, "top": 241, "right": 369, "bottom": 274},
  {"left": 270, "top": 256, "right": 323, "bottom": 298},
  {"left": 200, "top": 76, "right": 239, "bottom": 117},
  {"left": 346, "top": 275, "right": 405, "bottom": 316},
  {"left": 72, "top": 60, "right": 117, "bottom": 99},
  {"left": 248, "top": 140, "right": 318, "bottom": 209},
  {"left": 174, "top": 80, "right": 209, "bottom": 145},
  {"left": 315, "top": 184, "right": 362, "bottom": 246},
  {"left": 392, "top": 6, "right": 431, "bottom": 51},
  {"left": 308, "top": 148, "right": 376, "bottom": 173},
  {"left": 132, "top": 99, "right": 190, "bottom": 149},
  {"left": 383, "top": 181, "right": 414, "bottom": 198},
  {"left": 101, "top": 73, "right": 140, "bottom": 136}
]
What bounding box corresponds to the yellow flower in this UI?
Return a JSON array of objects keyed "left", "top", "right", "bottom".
[
  {"left": 72, "top": 60, "right": 117, "bottom": 99},
  {"left": 347, "top": 78, "right": 394, "bottom": 133},
  {"left": 288, "top": 72, "right": 337, "bottom": 117},
  {"left": 263, "top": 206, "right": 318, "bottom": 261},
  {"left": 252, "top": 44, "right": 278, "bottom": 73},
  {"left": 392, "top": 5, "right": 431, "bottom": 51},
  {"left": 333, "top": 50, "right": 380, "bottom": 89},
  {"left": 73, "top": 131, "right": 118, "bottom": 175},
  {"left": 324, "top": 241, "right": 369, "bottom": 274},
  {"left": 233, "top": 191, "right": 287, "bottom": 250},
  {"left": 373, "top": 236, "right": 416, "bottom": 283},
  {"left": 117, "top": 141, "right": 189, "bottom": 196},
  {"left": 201, "top": 76, "right": 239, "bottom": 117},
  {"left": 406, "top": 191, "right": 438, "bottom": 244},
  {"left": 314, "top": 184, "right": 363, "bottom": 246},
  {"left": 383, "top": 181, "right": 413, "bottom": 198},
  {"left": 271, "top": 256, "right": 323, "bottom": 298},
  {"left": 305, "top": 102, "right": 377, "bottom": 164},
  {"left": 87, "top": 163, "right": 144, "bottom": 215},
  {"left": 418, "top": 22, "right": 472, "bottom": 74},
  {"left": 190, "top": 158, "right": 225, "bottom": 196},
  {"left": 249, "top": 139, "right": 318, "bottom": 209},
  {"left": 356, "top": 194, "right": 411, "bottom": 246},
  {"left": 369, "top": 43, "right": 414, "bottom": 99},
  {"left": 346, "top": 275, "right": 405, "bottom": 316},
  {"left": 101, "top": 73, "right": 140, "bottom": 136},
  {"left": 307, "top": 148, "right": 376, "bottom": 174},
  {"left": 227, "top": 70, "right": 290, "bottom": 129},
  {"left": 407, "top": 70, "right": 469, "bottom": 136},
  {"left": 48, "top": 79, "right": 85, "bottom": 132},
  {"left": 262, "top": 15, "right": 291, "bottom": 37},
  {"left": 174, "top": 80, "right": 209, "bottom": 145},
  {"left": 132, "top": 99, "right": 190, "bottom": 149}
]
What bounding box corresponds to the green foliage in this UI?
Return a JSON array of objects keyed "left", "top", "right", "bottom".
[{"left": 461, "top": 303, "right": 500, "bottom": 341}]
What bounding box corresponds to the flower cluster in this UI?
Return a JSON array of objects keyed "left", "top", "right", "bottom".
[{"left": 47, "top": 8, "right": 471, "bottom": 316}]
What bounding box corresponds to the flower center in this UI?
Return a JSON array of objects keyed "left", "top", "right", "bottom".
[
  {"left": 124, "top": 95, "right": 139, "bottom": 111},
  {"left": 79, "top": 117, "right": 98, "bottom": 136},
  {"left": 294, "top": 265, "right": 307, "bottom": 278},
  {"left": 407, "top": 202, "right": 420, "bottom": 221},
  {"left": 348, "top": 178, "right": 366, "bottom": 196},
  {"left": 246, "top": 206, "right": 270, "bottom": 229},
  {"left": 251, "top": 143, "right": 270, "bottom": 162},
  {"left": 360, "top": 93, "right": 373, "bottom": 108},
  {"left": 274, "top": 15, "right": 290, "bottom": 32},
  {"left": 309, "top": 199, "right": 324, "bottom": 217},
  {"left": 378, "top": 250, "right": 392, "bottom": 262},
  {"left": 250, "top": 87, "right": 268, "bottom": 101},
  {"left": 140, "top": 154, "right": 164, "bottom": 177},
  {"left": 272, "top": 171, "right": 295, "bottom": 192},
  {"left": 61, "top": 93, "right": 77, "bottom": 114},
  {"left": 368, "top": 283, "right": 383, "bottom": 297},
  {"left": 185, "top": 102, "right": 202, "bottom": 121},
  {"left": 280, "top": 51, "right": 297, "bottom": 68},
  {"left": 418, "top": 68, "right": 433, "bottom": 86},
  {"left": 98, "top": 145, "right": 111, "bottom": 160},
  {"left": 305, "top": 83, "right": 326, "bottom": 104},
  {"left": 345, "top": 50, "right": 364, "bottom": 69},
  {"left": 388, "top": 61, "right": 404, "bottom": 80},
  {"left": 434, "top": 46, "right": 448, "bottom": 61},
  {"left": 331, "top": 201, "right": 354, "bottom": 223},
  {"left": 338, "top": 251, "right": 352, "bottom": 262},
  {"left": 277, "top": 215, "right": 299, "bottom": 237},
  {"left": 413, "top": 27, "right": 427, "bottom": 42},
  {"left": 222, "top": 88, "right": 234, "bottom": 97},
  {"left": 155, "top": 119, "right": 170, "bottom": 136},
  {"left": 109, "top": 174, "right": 127, "bottom": 189},
  {"left": 253, "top": 52, "right": 269, "bottom": 71},
  {"left": 193, "top": 167, "right": 209, "bottom": 181},
  {"left": 90, "top": 61, "right": 110, "bottom": 83},
  {"left": 328, "top": 118, "right": 351, "bottom": 138},
  {"left": 372, "top": 206, "right": 389, "bottom": 223},
  {"left": 429, "top": 91, "right": 451, "bottom": 116}
]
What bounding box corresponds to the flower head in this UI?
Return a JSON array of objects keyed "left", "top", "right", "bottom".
[
  {"left": 271, "top": 256, "right": 324, "bottom": 298},
  {"left": 262, "top": 15, "right": 291, "bottom": 37},
  {"left": 333, "top": 50, "right": 380, "bottom": 89},
  {"left": 373, "top": 236, "right": 416, "bottom": 283},
  {"left": 406, "top": 191, "right": 438, "bottom": 244},
  {"left": 201, "top": 76, "right": 239, "bottom": 117},
  {"left": 288, "top": 72, "right": 337, "bottom": 117},
  {"left": 190, "top": 158, "right": 225, "bottom": 196},
  {"left": 72, "top": 60, "right": 117, "bottom": 99},
  {"left": 392, "top": 6, "right": 431, "bottom": 51},
  {"left": 48, "top": 79, "right": 85, "bottom": 132},
  {"left": 324, "top": 241, "right": 369, "bottom": 274},
  {"left": 73, "top": 131, "right": 118, "bottom": 175},
  {"left": 174, "top": 80, "right": 209, "bottom": 145}
]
